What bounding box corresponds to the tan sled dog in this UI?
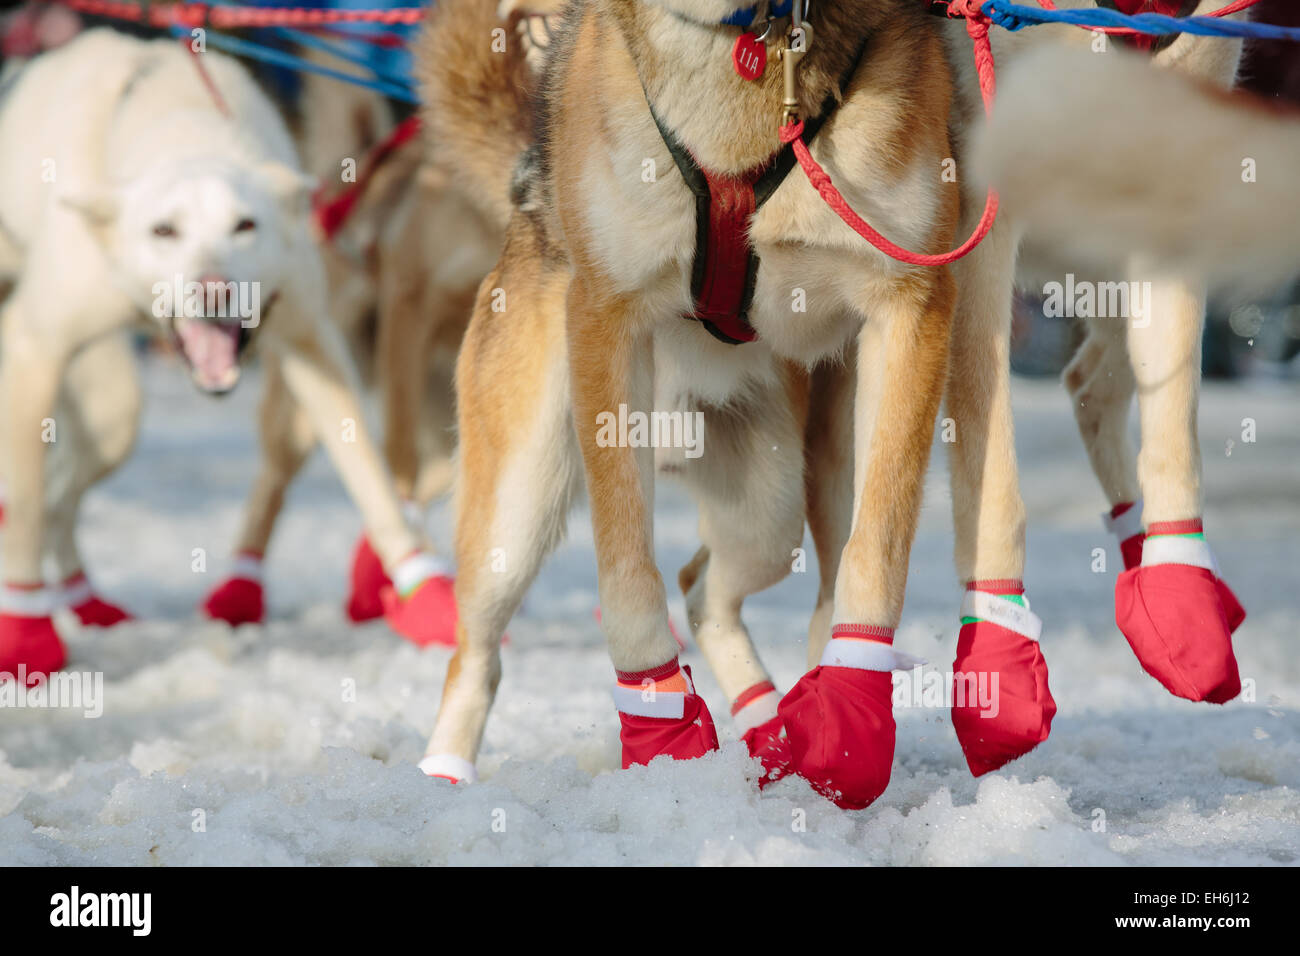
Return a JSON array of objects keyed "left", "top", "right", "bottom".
[
  {"left": 421, "top": 1, "right": 1255, "bottom": 801},
  {"left": 201, "top": 68, "right": 499, "bottom": 629},
  {"left": 0, "top": 31, "right": 459, "bottom": 680},
  {"left": 416, "top": 0, "right": 1008, "bottom": 807}
]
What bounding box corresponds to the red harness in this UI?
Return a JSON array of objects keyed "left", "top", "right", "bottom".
[
  {"left": 646, "top": 62, "right": 858, "bottom": 345},
  {"left": 313, "top": 115, "right": 422, "bottom": 241}
]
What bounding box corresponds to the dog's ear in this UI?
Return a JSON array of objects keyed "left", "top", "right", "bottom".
[{"left": 258, "top": 161, "right": 318, "bottom": 221}]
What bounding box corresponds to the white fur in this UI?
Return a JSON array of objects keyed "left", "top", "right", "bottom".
[{"left": 0, "top": 31, "right": 420, "bottom": 596}]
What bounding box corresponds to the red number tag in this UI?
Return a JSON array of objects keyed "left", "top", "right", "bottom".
[{"left": 732, "top": 32, "right": 766, "bottom": 81}]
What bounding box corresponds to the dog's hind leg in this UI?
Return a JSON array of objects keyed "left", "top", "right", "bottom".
[
  {"left": 422, "top": 244, "right": 581, "bottom": 782},
  {"left": 411, "top": 354, "right": 458, "bottom": 507},
  {"left": 1113, "top": 276, "right": 1242, "bottom": 703},
  {"left": 673, "top": 361, "right": 808, "bottom": 782},
  {"left": 200, "top": 353, "right": 317, "bottom": 626},
  {"left": 565, "top": 269, "right": 722, "bottom": 771},
  {"left": 1063, "top": 290, "right": 1143, "bottom": 569},
  {"left": 942, "top": 218, "right": 1056, "bottom": 778},
  {"left": 41, "top": 331, "right": 142, "bottom": 626},
  {"left": 803, "top": 353, "right": 856, "bottom": 669}
]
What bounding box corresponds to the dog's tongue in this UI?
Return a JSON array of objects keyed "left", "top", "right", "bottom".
[{"left": 176, "top": 317, "right": 241, "bottom": 392}]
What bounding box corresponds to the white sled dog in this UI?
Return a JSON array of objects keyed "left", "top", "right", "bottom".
[
  {"left": 975, "top": 43, "right": 1300, "bottom": 295},
  {"left": 0, "top": 30, "right": 455, "bottom": 685}
]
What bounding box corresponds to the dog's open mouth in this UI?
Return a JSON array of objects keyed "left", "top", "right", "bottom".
[{"left": 171, "top": 316, "right": 246, "bottom": 394}]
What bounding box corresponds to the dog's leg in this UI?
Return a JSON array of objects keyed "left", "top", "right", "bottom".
[
  {"left": 567, "top": 274, "right": 719, "bottom": 769},
  {"left": 781, "top": 269, "right": 955, "bottom": 809},
  {"left": 42, "top": 332, "right": 142, "bottom": 627},
  {"left": 943, "top": 218, "right": 1056, "bottom": 777},
  {"left": 1114, "top": 276, "right": 1242, "bottom": 703},
  {"left": 269, "top": 267, "right": 454, "bottom": 647},
  {"left": 412, "top": 355, "right": 458, "bottom": 506},
  {"left": 803, "top": 352, "right": 856, "bottom": 669},
  {"left": 674, "top": 362, "right": 808, "bottom": 782},
  {"left": 0, "top": 242, "right": 132, "bottom": 681},
  {"left": 200, "top": 353, "right": 317, "bottom": 626},
  {"left": 422, "top": 252, "right": 581, "bottom": 782},
  {"left": 1063, "top": 307, "right": 1143, "bottom": 569},
  {"left": 375, "top": 268, "right": 440, "bottom": 504}
]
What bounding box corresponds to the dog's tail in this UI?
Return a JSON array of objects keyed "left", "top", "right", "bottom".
[
  {"left": 973, "top": 46, "right": 1300, "bottom": 293},
  {"left": 415, "top": 0, "right": 539, "bottom": 229}
]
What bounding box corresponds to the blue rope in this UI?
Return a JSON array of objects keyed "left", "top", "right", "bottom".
[
  {"left": 982, "top": 0, "right": 1300, "bottom": 41},
  {"left": 201, "top": 0, "right": 416, "bottom": 93},
  {"left": 722, "top": 0, "right": 795, "bottom": 28},
  {"left": 169, "top": 25, "right": 419, "bottom": 102},
  {"left": 262, "top": 26, "right": 415, "bottom": 90}
]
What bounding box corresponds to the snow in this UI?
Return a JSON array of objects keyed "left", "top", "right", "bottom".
[{"left": 1, "top": 356, "right": 1297, "bottom": 866}]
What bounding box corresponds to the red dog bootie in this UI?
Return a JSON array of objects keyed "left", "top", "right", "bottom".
[
  {"left": 59, "top": 572, "right": 132, "bottom": 627},
  {"left": 0, "top": 585, "right": 65, "bottom": 686},
  {"left": 615, "top": 659, "right": 719, "bottom": 768},
  {"left": 951, "top": 581, "right": 1055, "bottom": 777},
  {"left": 781, "top": 626, "right": 920, "bottom": 810},
  {"left": 1106, "top": 507, "right": 1245, "bottom": 634},
  {"left": 417, "top": 753, "right": 478, "bottom": 784},
  {"left": 379, "top": 552, "right": 458, "bottom": 647},
  {"left": 1104, "top": 501, "right": 1146, "bottom": 572},
  {"left": 1115, "top": 520, "right": 1241, "bottom": 703},
  {"left": 346, "top": 536, "right": 390, "bottom": 623},
  {"left": 201, "top": 552, "right": 265, "bottom": 626},
  {"left": 730, "top": 680, "right": 790, "bottom": 787}
]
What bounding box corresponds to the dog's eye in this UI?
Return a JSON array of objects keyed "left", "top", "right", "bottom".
[
  {"left": 152, "top": 223, "right": 177, "bottom": 238},
  {"left": 233, "top": 218, "right": 257, "bottom": 234}
]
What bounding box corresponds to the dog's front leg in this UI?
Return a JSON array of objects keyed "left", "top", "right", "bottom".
[
  {"left": 270, "top": 285, "right": 456, "bottom": 647},
  {"left": 200, "top": 354, "right": 316, "bottom": 627},
  {"left": 0, "top": 303, "right": 71, "bottom": 682},
  {"left": 567, "top": 274, "right": 719, "bottom": 769},
  {"left": 944, "top": 218, "right": 1055, "bottom": 777},
  {"left": 780, "top": 270, "right": 955, "bottom": 809},
  {"left": 1114, "top": 276, "right": 1242, "bottom": 703}
]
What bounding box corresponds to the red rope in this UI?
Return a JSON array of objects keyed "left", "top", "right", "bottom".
[
  {"left": 36, "top": 0, "right": 426, "bottom": 28},
  {"left": 313, "top": 115, "right": 423, "bottom": 240},
  {"left": 780, "top": 7, "right": 999, "bottom": 267},
  {"left": 181, "top": 34, "right": 233, "bottom": 117}
]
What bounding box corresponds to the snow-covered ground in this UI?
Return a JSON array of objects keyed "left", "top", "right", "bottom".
[{"left": 1, "top": 355, "right": 1297, "bottom": 866}]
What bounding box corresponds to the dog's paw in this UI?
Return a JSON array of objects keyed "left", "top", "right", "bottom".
[
  {"left": 380, "top": 572, "right": 458, "bottom": 648},
  {"left": 201, "top": 577, "right": 265, "bottom": 627},
  {"left": 70, "top": 595, "right": 133, "bottom": 628},
  {"left": 617, "top": 664, "right": 720, "bottom": 768},
  {"left": 345, "top": 536, "right": 390, "bottom": 624},
  {"left": 951, "top": 620, "right": 1055, "bottom": 777},
  {"left": 780, "top": 665, "right": 896, "bottom": 810},
  {"left": 0, "top": 613, "right": 66, "bottom": 685},
  {"left": 1116, "top": 564, "right": 1241, "bottom": 703}
]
